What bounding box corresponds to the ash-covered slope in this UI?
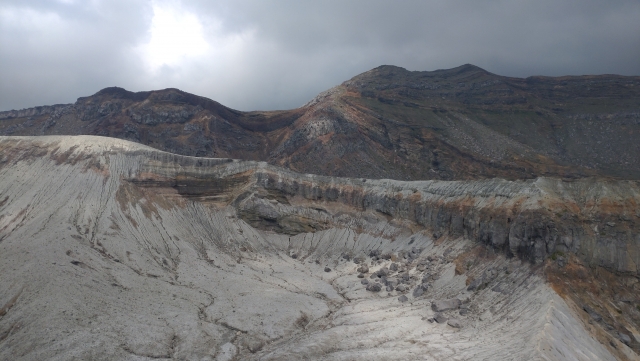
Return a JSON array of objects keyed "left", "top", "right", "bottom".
[
  {"left": 1, "top": 65, "right": 639, "bottom": 181},
  {"left": 0, "top": 136, "right": 638, "bottom": 360}
]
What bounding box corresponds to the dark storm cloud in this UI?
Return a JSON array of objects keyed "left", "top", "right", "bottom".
[
  {"left": 0, "top": 0, "right": 151, "bottom": 109},
  {"left": 1, "top": 0, "right": 639, "bottom": 112}
]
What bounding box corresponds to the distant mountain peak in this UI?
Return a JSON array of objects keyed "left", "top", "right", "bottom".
[
  {"left": 350, "top": 64, "right": 491, "bottom": 85},
  {"left": 449, "top": 63, "right": 488, "bottom": 73},
  {"left": 372, "top": 64, "right": 407, "bottom": 71},
  {"left": 94, "top": 86, "right": 132, "bottom": 96}
]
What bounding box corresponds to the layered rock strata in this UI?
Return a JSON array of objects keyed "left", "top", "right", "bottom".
[{"left": 119, "top": 139, "right": 640, "bottom": 276}]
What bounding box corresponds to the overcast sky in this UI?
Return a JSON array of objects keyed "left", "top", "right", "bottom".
[{"left": 1, "top": 0, "right": 639, "bottom": 111}]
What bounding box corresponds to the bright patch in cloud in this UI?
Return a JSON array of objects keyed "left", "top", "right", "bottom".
[{"left": 137, "top": 2, "right": 209, "bottom": 72}]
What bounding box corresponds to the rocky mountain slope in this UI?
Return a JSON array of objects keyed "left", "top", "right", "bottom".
[
  {"left": 1, "top": 65, "right": 639, "bottom": 181},
  {"left": 1, "top": 136, "right": 639, "bottom": 360}
]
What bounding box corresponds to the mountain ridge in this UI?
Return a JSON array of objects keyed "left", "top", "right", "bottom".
[{"left": 1, "top": 64, "right": 639, "bottom": 181}]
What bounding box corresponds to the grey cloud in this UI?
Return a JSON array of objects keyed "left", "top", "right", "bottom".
[
  {"left": 1, "top": 0, "right": 151, "bottom": 109},
  {"left": 1, "top": 0, "right": 639, "bottom": 112}
]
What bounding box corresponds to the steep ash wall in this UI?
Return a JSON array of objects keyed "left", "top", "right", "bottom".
[
  {"left": 111, "top": 140, "right": 640, "bottom": 277},
  {"left": 256, "top": 172, "right": 639, "bottom": 275},
  {"left": 1, "top": 135, "right": 637, "bottom": 276}
]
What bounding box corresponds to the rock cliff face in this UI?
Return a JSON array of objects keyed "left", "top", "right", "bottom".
[
  {"left": 4, "top": 134, "right": 636, "bottom": 275},
  {"left": 63, "top": 133, "right": 633, "bottom": 277},
  {"left": 1, "top": 136, "right": 637, "bottom": 360},
  {"left": 1, "top": 64, "right": 639, "bottom": 181},
  {"left": 249, "top": 171, "right": 640, "bottom": 276},
  {"left": 0, "top": 104, "right": 71, "bottom": 120}
]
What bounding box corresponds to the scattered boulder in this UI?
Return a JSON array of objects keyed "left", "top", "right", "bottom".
[
  {"left": 556, "top": 256, "right": 566, "bottom": 268},
  {"left": 467, "top": 277, "right": 484, "bottom": 291},
  {"left": 398, "top": 295, "right": 409, "bottom": 303},
  {"left": 433, "top": 313, "right": 448, "bottom": 324},
  {"left": 467, "top": 268, "right": 498, "bottom": 291},
  {"left": 396, "top": 284, "right": 408, "bottom": 292},
  {"left": 491, "top": 283, "right": 505, "bottom": 293},
  {"left": 583, "top": 305, "right": 603, "bottom": 322},
  {"left": 447, "top": 318, "right": 463, "bottom": 328},
  {"left": 619, "top": 332, "right": 631, "bottom": 346},
  {"left": 412, "top": 286, "right": 425, "bottom": 298},
  {"left": 357, "top": 264, "right": 369, "bottom": 273},
  {"left": 378, "top": 267, "right": 390, "bottom": 277},
  {"left": 240, "top": 336, "right": 264, "bottom": 353},
  {"left": 357, "top": 273, "right": 365, "bottom": 278},
  {"left": 389, "top": 263, "right": 398, "bottom": 272},
  {"left": 386, "top": 285, "right": 394, "bottom": 292},
  {"left": 324, "top": 267, "right": 331, "bottom": 272},
  {"left": 366, "top": 283, "right": 382, "bottom": 292},
  {"left": 431, "top": 299, "right": 461, "bottom": 312},
  {"left": 361, "top": 279, "right": 369, "bottom": 285},
  {"left": 459, "top": 303, "right": 470, "bottom": 315}
]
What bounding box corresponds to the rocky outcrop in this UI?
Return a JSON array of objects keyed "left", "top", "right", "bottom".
[{"left": 0, "top": 104, "right": 72, "bottom": 120}]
